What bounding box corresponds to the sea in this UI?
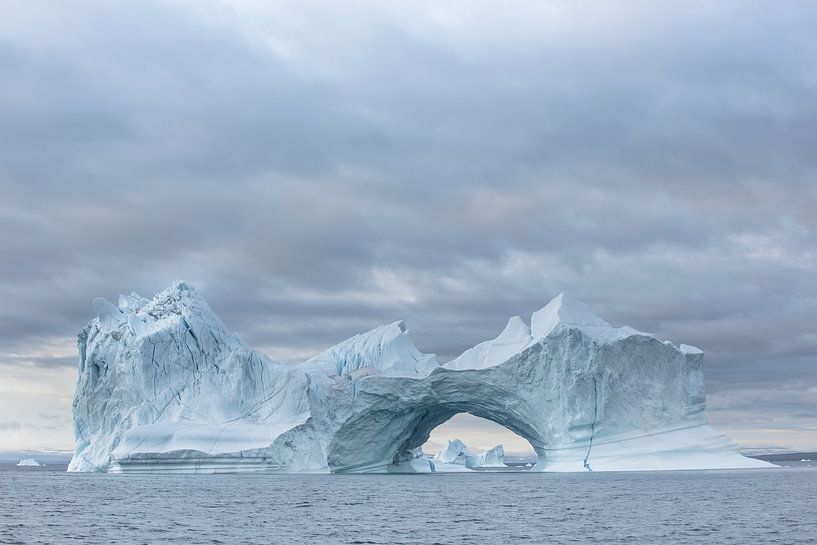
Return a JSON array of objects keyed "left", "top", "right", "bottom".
[{"left": 1, "top": 462, "right": 815, "bottom": 544}]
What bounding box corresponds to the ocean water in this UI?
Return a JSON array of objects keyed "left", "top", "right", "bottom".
[{"left": 1, "top": 464, "right": 815, "bottom": 544}]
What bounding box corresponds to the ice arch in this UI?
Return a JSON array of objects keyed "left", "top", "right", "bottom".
[
  {"left": 326, "top": 371, "right": 548, "bottom": 472},
  {"left": 68, "top": 282, "right": 771, "bottom": 473}
]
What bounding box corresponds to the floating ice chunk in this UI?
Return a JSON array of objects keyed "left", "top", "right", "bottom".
[{"left": 17, "top": 458, "right": 41, "bottom": 467}]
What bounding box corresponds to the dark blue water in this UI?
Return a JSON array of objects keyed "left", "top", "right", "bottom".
[{"left": 1, "top": 465, "right": 815, "bottom": 544}]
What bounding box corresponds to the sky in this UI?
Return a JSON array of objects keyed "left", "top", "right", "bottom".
[{"left": 0, "top": 0, "right": 816, "bottom": 455}]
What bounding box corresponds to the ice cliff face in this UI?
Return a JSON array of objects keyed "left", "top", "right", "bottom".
[
  {"left": 69, "top": 282, "right": 771, "bottom": 473},
  {"left": 69, "top": 283, "right": 313, "bottom": 472}
]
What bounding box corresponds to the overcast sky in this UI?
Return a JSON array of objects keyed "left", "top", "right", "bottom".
[{"left": 1, "top": 1, "right": 815, "bottom": 455}]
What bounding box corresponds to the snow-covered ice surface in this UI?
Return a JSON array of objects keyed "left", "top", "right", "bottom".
[
  {"left": 69, "top": 282, "right": 772, "bottom": 473},
  {"left": 16, "top": 458, "right": 41, "bottom": 467}
]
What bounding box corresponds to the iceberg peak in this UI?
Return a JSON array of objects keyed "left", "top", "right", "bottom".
[
  {"left": 530, "top": 292, "right": 609, "bottom": 339},
  {"left": 444, "top": 315, "right": 533, "bottom": 370},
  {"left": 305, "top": 320, "right": 438, "bottom": 377},
  {"left": 444, "top": 292, "right": 654, "bottom": 371},
  {"left": 531, "top": 292, "right": 648, "bottom": 344},
  {"left": 496, "top": 315, "right": 532, "bottom": 345}
]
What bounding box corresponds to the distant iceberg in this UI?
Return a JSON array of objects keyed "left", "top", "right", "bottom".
[
  {"left": 433, "top": 439, "right": 476, "bottom": 467},
  {"left": 474, "top": 445, "right": 505, "bottom": 468},
  {"left": 17, "top": 458, "right": 41, "bottom": 467},
  {"left": 430, "top": 439, "right": 505, "bottom": 469},
  {"left": 68, "top": 281, "right": 774, "bottom": 474}
]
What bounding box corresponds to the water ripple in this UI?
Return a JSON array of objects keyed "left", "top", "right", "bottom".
[{"left": 0, "top": 466, "right": 815, "bottom": 544}]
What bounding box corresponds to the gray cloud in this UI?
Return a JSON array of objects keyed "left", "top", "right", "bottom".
[{"left": 0, "top": 1, "right": 815, "bottom": 449}]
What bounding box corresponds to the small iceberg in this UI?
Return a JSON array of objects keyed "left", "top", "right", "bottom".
[
  {"left": 17, "top": 458, "right": 41, "bottom": 467},
  {"left": 430, "top": 439, "right": 506, "bottom": 470},
  {"left": 474, "top": 444, "right": 506, "bottom": 468}
]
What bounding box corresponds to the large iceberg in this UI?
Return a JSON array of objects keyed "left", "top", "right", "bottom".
[{"left": 69, "top": 282, "right": 772, "bottom": 473}]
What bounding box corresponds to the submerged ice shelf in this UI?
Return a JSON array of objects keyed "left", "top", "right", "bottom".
[{"left": 69, "top": 282, "right": 772, "bottom": 473}]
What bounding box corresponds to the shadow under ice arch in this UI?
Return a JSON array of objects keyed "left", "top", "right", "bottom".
[{"left": 68, "top": 282, "right": 771, "bottom": 473}]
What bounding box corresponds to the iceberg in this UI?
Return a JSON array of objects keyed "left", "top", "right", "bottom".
[
  {"left": 474, "top": 445, "right": 505, "bottom": 468},
  {"left": 429, "top": 439, "right": 475, "bottom": 471},
  {"left": 431, "top": 440, "right": 505, "bottom": 469},
  {"left": 69, "top": 282, "right": 773, "bottom": 473},
  {"left": 433, "top": 439, "right": 475, "bottom": 466},
  {"left": 17, "top": 458, "right": 41, "bottom": 467}
]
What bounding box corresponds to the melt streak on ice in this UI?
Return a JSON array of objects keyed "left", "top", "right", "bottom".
[{"left": 68, "top": 282, "right": 771, "bottom": 473}]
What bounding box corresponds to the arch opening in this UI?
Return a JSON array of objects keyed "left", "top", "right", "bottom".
[
  {"left": 424, "top": 414, "right": 536, "bottom": 460},
  {"left": 325, "top": 369, "right": 553, "bottom": 473},
  {"left": 391, "top": 408, "right": 544, "bottom": 472},
  {"left": 327, "top": 397, "right": 548, "bottom": 473}
]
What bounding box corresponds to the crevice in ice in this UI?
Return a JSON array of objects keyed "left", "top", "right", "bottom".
[
  {"left": 173, "top": 316, "right": 202, "bottom": 374},
  {"left": 583, "top": 376, "right": 598, "bottom": 472},
  {"left": 146, "top": 337, "right": 159, "bottom": 400}
]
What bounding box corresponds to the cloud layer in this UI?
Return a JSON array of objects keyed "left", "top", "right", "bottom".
[{"left": 1, "top": 1, "right": 815, "bottom": 451}]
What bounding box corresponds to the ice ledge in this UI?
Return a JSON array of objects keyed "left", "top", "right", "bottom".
[
  {"left": 680, "top": 344, "right": 704, "bottom": 355},
  {"left": 537, "top": 422, "right": 774, "bottom": 472}
]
